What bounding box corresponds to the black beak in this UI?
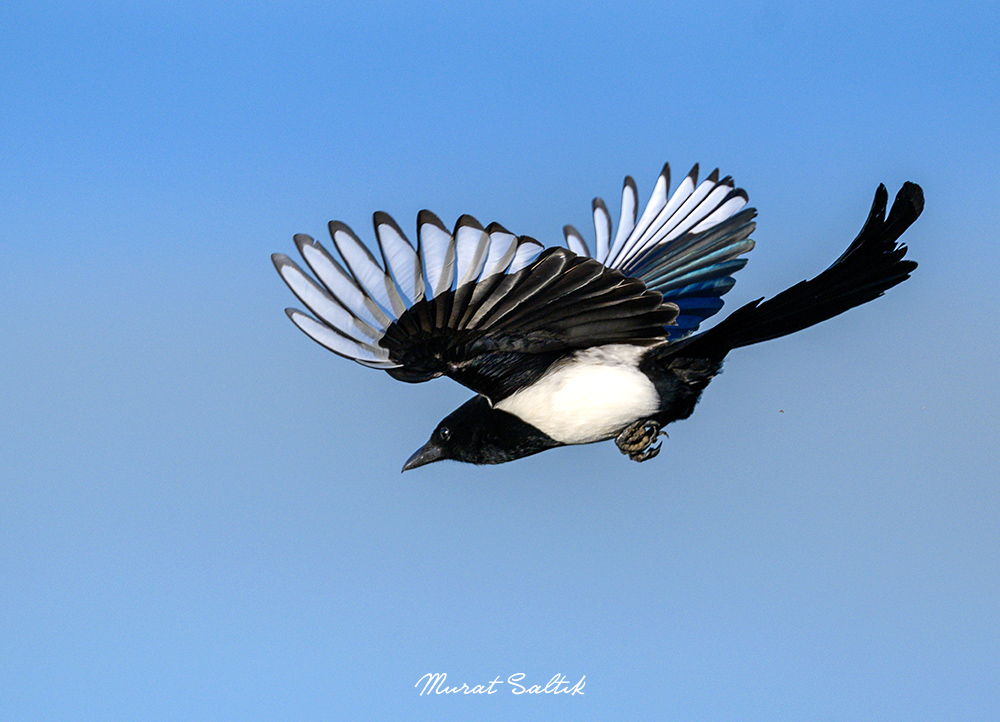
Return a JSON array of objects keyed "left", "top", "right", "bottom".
[{"left": 402, "top": 440, "right": 444, "bottom": 472}]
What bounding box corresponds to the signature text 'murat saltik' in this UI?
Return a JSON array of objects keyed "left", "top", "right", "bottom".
[{"left": 416, "top": 672, "right": 585, "bottom": 696}]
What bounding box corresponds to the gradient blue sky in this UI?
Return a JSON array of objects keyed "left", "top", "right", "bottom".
[{"left": 2, "top": 2, "right": 998, "bottom": 720}]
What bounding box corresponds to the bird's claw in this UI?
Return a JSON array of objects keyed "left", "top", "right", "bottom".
[
  {"left": 615, "top": 420, "right": 667, "bottom": 462},
  {"left": 630, "top": 441, "right": 663, "bottom": 462}
]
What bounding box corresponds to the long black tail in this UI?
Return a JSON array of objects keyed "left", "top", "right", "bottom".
[{"left": 669, "top": 182, "right": 922, "bottom": 360}]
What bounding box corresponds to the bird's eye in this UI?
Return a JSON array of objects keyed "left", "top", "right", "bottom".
[{"left": 439, "top": 426, "right": 451, "bottom": 441}]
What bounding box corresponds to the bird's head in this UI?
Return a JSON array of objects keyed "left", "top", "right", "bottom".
[
  {"left": 402, "top": 395, "right": 493, "bottom": 471},
  {"left": 401, "top": 394, "right": 559, "bottom": 470}
]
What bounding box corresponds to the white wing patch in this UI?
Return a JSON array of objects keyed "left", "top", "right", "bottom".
[
  {"left": 564, "top": 163, "right": 749, "bottom": 273},
  {"left": 374, "top": 212, "right": 424, "bottom": 306},
  {"left": 417, "top": 211, "right": 456, "bottom": 299}
]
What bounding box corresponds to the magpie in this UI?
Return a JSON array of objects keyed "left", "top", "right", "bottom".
[{"left": 272, "top": 163, "right": 921, "bottom": 471}]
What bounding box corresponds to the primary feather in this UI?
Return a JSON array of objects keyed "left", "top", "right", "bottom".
[{"left": 563, "top": 163, "right": 755, "bottom": 340}]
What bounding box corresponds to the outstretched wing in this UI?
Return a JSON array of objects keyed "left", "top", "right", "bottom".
[
  {"left": 273, "top": 212, "right": 677, "bottom": 402},
  {"left": 564, "top": 163, "right": 757, "bottom": 340}
]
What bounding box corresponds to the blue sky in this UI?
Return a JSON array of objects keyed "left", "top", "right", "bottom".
[{"left": 2, "top": 1, "right": 998, "bottom": 720}]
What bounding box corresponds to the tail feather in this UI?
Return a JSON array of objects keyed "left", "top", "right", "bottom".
[{"left": 669, "top": 182, "right": 922, "bottom": 359}]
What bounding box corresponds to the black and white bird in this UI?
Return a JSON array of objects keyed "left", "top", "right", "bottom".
[{"left": 272, "top": 163, "right": 921, "bottom": 470}]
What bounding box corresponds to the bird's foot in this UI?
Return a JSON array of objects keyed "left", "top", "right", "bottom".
[{"left": 615, "top": 420, "right": 667, "bottom": 462}]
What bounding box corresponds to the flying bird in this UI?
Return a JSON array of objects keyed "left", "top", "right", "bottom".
[{"left": 272, "top": 163, "right": 921, "bottom": 470}]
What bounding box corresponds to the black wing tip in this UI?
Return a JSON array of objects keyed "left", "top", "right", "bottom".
[
  {"left": 328, "top": 219, "right": 361, "bottom": 240},
  {"left": 417, "top": 209, "right": 448, "bottom": 231},
  {"left": 272, "top": 252, "right": 301, "bottom": 273},
  {"left": 373, "top": 210, "right": 406, "bottom": 232},
  {"left": 454, "top": 213, "right": 484, "bottom": 232},
  {"left": 562, "top": 224, "right": 589, "bottom": 257},
  {"left": 292, "top": 234, "right": 321, "bottom": 257},
  {"left": 722, "top": 187, "right": 753, "bottom": 217},
  {"left": 486, "top": 221, "right": 512, "bottom": 235}
]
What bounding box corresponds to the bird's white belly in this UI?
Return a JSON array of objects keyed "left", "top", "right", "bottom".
[{"left": 495, "top": 345, "right": 660, "bottom": 445}]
